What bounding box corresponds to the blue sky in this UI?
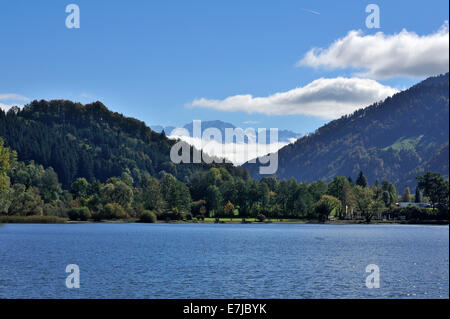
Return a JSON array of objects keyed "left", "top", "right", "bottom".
[{"left": 0, "top": 0, "right": 448, "bottom": 133}]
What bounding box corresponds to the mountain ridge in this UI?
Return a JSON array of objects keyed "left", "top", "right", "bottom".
[{"left": 243, "top": 73, "right": 450, "bottom": 189}]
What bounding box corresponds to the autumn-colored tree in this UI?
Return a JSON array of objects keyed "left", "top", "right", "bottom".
[
  {"left": 401, "top": 187, "right": 412, "bottom": 202},
  {"left": 224, "top": 200, "right": 235, "bottom": 217}
]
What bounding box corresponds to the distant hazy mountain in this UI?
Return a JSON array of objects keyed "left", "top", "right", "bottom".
[
  {"left": 151, "top": 120, "right": 302, "bottom": 144},
  {"left": 243, "top": 73, "right": 450, "bottom": 189}
]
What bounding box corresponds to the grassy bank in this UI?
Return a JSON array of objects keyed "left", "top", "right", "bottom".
[
  {"left": 0, "top": 216, "right": 447, "bottom": 225},
  {"left": 167, "top": 218, "right": 449, "bottom": 225},
  {"left": 0, "top": 216, "right": 68, "bottom": 224},
  {"left": 202, "top": 217, "right": 303, "bottom": 223}
]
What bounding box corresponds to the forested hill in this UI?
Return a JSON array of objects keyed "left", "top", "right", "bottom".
[
  {"left": 0, "top": 100, "right": 247, "bottom": 188},
  {"left": 243, "top": 73, "right": 450, "bottom": 189}
]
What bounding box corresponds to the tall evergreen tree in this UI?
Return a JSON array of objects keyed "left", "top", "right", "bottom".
[
  {"left": 356, "top": 171, "right": 368, "bottom": 188},
  {"left": 415, "top": 187, "right": 423, "bottom": 203}
]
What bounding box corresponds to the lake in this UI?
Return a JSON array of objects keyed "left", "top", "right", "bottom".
[{"left": 0, "top": 223, "right": 448, "bottom": 298}]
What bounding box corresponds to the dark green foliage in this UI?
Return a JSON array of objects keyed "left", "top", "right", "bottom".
[
  {"left": 100, "top": 203, "right": 127, "bottom": 220},
  {"left": 71, "top": 178, "right": 89, "bottom": 198},
  {"left": 415, "top": 187, "right": 423, "bottom": 203},
  {"left": 256, "top": 213, "right": 266, "bottom": 222},
  {"left": 356, "top": 171, "right": 368, "bottom": 188},
  {"left": 417, "top": 172, "right": 449, "bottom": 211},
  {"left": 100, "top": 179, "right": 133, "bottom": 210},
  {"left": 67, "top": 207, "right": 91, "bottom": 221},
  {"left": 327, "top": 177, "right": 354, "bottom": 218},
  {"left": 381, "top": 180, "right": 398, "bottom": 207},
  {"left": 158, "top": 210, "right": 182, "bottom": 221},
  {"left": 191, "top": 200, "right": 207, "bottom": 218},
  {"left": 139, "top": 210, "right": 157, "bottom": 223},
  {"left": 43, "top": 200, "right": 68, "bottom": 217},
  {"left": 134, "top": 176, "right": 165, "bottom": 211},
  {"left": 353, "top": 186, "right": 376, "bottom": 223},
  {"left": 205, "top": 185, "right": 222, "bottom": 213},
  {"left": 79, "top": 207, "right": 91, "bottom": 221},
  {"left": 8, "top": 185, "right": 44, "bottom": 216},
  {"left": 315, "top": 195, "right": 342, "bottom": 222},
  {"left": 392, "top": 206, "right": 447, "bottom": 221},
  {"left": 161, "top": 173, "right": 191, "bottom": 212}
]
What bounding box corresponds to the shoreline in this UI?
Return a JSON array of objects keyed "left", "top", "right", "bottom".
[{"left": 1, "top": 216, "right": 448, "bottom": 226}]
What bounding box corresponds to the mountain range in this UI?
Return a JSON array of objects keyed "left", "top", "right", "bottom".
[
  {"left": 1, "top": 74, "right": 448, "bottom": 190},
  {"left": 151, "top": 120, "right": 302, "bottom": 144}
]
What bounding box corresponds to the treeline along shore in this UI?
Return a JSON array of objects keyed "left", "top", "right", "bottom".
[{"left": 1, "top": 136, "right": 448, "bottom": 225}]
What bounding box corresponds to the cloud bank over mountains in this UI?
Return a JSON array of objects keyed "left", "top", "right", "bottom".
[{"left": 188, "top": 77, "right": 398, "bottom": 119}]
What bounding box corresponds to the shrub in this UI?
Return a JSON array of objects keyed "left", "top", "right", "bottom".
[
  {"left": 91, "top": 211, "right": 102, "bottom": 222},
  {"left": 78, "top": 207, "right": 91, "bottom": 221},
  {"left": 191, "top": 200, "right": 206, "bottom": 216},
  {"left": 139, "top": 210, "right": 157, "bottom": 223},
  {"left": 67, "top": 208, "right": 79, "bottom": 221},
  {"left": 256, "top": 213, "right": 266, "bottom": 222},
  {"left": 392, "top": 206, "right": 446, "bottom": 221},
  {"left": 43, "top": 200, "right": 68, "bottom": 217},
  {"left": 158, "top": 210, "right": 182, "bottom": 221},
  {"left": 100, "top": 203, "right": 126, "bottom": 220},
  {"left": 67, "top": 207, "right": 91, "bottom": 221},
  {"left": 183, "top": 212, "right": 193, "bottom": 221}
]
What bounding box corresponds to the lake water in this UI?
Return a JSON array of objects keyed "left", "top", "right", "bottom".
[{"left": 0, "top": 223, "right": 448, "bottom": 299}]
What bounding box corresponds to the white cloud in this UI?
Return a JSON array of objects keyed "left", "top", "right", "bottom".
[
  {"left": 187, "top": 77, "right": 398, "bottom": 120},
  {"left": 301, "top": 8, "right": 320, "bottom": 15},
  {"left": 0, "top": 93, "right": 29, "bottom": 101},
  {"left": 298, "top": 21, "right": 449, "bottom": 79},
  {"left": 0, "top": 93, "right": 30, "bottom": 112},
  {"left": 242, "top": 120, "right": 260, "bottom": 125}
]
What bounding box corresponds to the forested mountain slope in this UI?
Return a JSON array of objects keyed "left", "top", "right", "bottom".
[
  {"left": 0, "top": 100, "right": 246, "bottom": 188},
  {"left": 243, "top": 73, "right": 449, "bottom": 189}
]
